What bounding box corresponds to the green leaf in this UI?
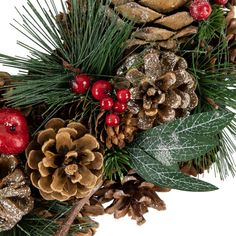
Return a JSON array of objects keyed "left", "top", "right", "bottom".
[
  {"left": 137, "top": 133, "right": 217, "bottom": 166},
  {"left": 126, "top": 110, "right": 234, "bottom": 191},
  {"left": 137, "top": 110, "right": 234, "bottom": 139},
  {"left": 134, "top": 111, "right": 234, "bottom": 165},
  {"left": 128, "top": 144, "right": 218, "bottom": 192}
]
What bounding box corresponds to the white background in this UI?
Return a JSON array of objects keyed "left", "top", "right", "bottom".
[{"left": 0, "top": 1, "right": 235, "bottom": 236}]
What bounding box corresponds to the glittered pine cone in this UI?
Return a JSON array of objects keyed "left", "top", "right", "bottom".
[
  {"left": 94, "top": 171, "right": 170, "bottom": 225},
  {"left": 117, "top": 48, "right": 198, "bottom": 130},
  {"left": 0, "top": 154, "right": 34, "bottom": 232},
  {"left": 111, "top": 0, "right": 197, "bottom": 50},
  {"left": 26, "top": 118, "right": 103, "bottom": 201}
]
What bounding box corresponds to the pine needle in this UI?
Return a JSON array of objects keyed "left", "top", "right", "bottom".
[
  {"left": 0, "top": 0, "right": 133, "bottom": 121},
  {"left": 104, "top": 148, "right": 131, "bottom": 181}
]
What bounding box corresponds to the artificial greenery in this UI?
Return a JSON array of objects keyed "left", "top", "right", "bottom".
[
  {"left": 198, "top": 4, "right": 225, "bottom": 42},
  {"left": 179, "top": 4, "right": 236, "bottom": 179},
  {"left": 0, "top": 200, "right": 96, "bottom": 236},
  {"left": 127, "top": 110, "right": 234, "bottom": 191},
  {"left": 104, "top": 148, "right": 131, "bottom": 181},
  {"left": 0, "top": 0, "right": 133, "bottom": 121}
]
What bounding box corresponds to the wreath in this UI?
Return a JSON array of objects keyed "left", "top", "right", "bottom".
[{"left": 0, "top": 0, "right": 235, "bottom": 235}]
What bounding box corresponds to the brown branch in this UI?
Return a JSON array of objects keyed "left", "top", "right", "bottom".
[
  {"left": 62, "top": 60, "right": 81, "bottom": 74},
  {"left": 205, "top": 96, "right": 220, "bottom": 110},
  {"left": 53, "top": 181, "right": 103, "bottom": 236}
]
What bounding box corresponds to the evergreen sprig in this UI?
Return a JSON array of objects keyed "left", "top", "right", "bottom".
[
  {"left": 104, "top": 148, "right": 131, "bottom": 181},
  {"left": 0, "top": 0, "right": 133, "bottom": 119},
  {"left": 198, "top": 4, "right": 225, "bottom": 42},
  {"left": 180, "top": 5, "right": 236, "bottom": 179}
]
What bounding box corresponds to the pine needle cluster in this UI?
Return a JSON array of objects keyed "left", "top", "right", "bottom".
[{"left": 0, "top": 0, "right": 133, "bottom": 121}]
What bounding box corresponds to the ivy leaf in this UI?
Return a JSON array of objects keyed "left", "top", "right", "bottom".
[
  {"left": 126, "top": 110, "right": 234, "bottom": 191},
  {"left": 135, "top": 133, "right": 217, "bottom": 166},
  {"left": 128, "top": 144, "right": 218, "bottom": 191},
  {"left": 137, "top": 110, "right": 234, "bottom": 139},
  {"left": 134, "top": 110, "right": 234, "bottom": 165}
]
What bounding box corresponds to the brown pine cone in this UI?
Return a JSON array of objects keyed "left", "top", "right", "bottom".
[
  {"left": 0, "top": 72, "right": 11, "bottom": 108},
  {"left": 94, "top": 171, "right": 170, "bottom": 225},
  {"left": 111, "top": 0, "right": 197, "bottom": 50},
  {"left": 99, "top": 112, "right": 138, "bottom": 149},
  {"left": 0, "top": 155, "right": 34, "bottom": 232},
  {"left": 117, "top": 48, "right": 198, "bottom": 130},
  {"left": 180, "top": 155, "right": 215, "bottom": 177},
  {"left": 226, "top": 3, "right": 236, "bottom": 63},
  {"left": 26, "top": 118, "right": 103, "bottom": 201}
]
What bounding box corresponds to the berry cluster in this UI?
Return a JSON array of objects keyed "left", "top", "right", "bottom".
[
  {"left": 71, "top": 75, "right": 131, "bottom": 127},
  {"left": 190, "top": 0, "right": 228, "bottom": 21},
  {"left": 91, "top": 80, "right": 131, "bottom": 127}
]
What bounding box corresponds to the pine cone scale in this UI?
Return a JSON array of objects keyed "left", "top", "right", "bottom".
[
  {"left": 155, "top": 12, "right": 193, "bottom": 30},
  {"left": 139, "top": 0, "right": 189, "bottom": 13},
  {"left": 115, "top": 2, "right": 163, "bottom": 23}
]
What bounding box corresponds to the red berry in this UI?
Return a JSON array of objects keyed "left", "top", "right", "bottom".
[
  {"left": 113, "top": 101, "right": 127, "bottom": 113},
  {"left": 100, "top": 97, "right": 114, "bottom": 110},
  {"left": 116, "top": 89, "right": 131, "bottom": 103},
  {"left": 0, "top": 108, "right": 29, "bottom": 154},
  {"left": 91, "top": 80, "right": 112, "bottom": 100},
  {"left": 71, "top": 74, "right": 91, "bottom": 94},
  {"left": 214, "top": 0, "right": 228, "bottom": 5},
  {"left": 190, "top": 0, "right": 212, "bottom": 21},
  {"left": 105, "top": 113, "right": 120, "bottom": 127}
]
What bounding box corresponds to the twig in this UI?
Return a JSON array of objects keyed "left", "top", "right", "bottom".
[
  {"left": 53, "top": 182, "right": 103, "bottom": 236},
  {"left": 205, "top": 96, "right": 220, "bottom": 109}
]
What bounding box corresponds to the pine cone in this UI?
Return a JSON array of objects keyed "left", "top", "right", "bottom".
[
  {"left": 117, "top": 48, "right": 198, "bottom": 130},
  {"left": 226, "top": 3, "right": 236, "bottom": 63},
  {"left": 94, "top": 171, "right": 170, "bottom": 225},
  {"left": 180, "top": 155, "right": 215, "bottom": 177},
  {"left": 0, "top": 155, "right": 34, "bottom": 232},
  {"left": 0, "top": 72, "right": 11, "bottom": 108},
  {"left": 99, "top": 112, "right": 138, "bottom": 149},
  {"left": 111, "top": 0, "right": 197, "bottom": 50},
  {"left": 26, "top": 118, "right": 103, "bottom": 201}
]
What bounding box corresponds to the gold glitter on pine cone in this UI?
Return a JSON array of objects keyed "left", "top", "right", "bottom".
[
  {"left": 0, "top": 154, "right": 34, "bottom": 232},
  {"left": 26, "top": 118, "right": 103, "bottom": 201},
  {"left": 111, "top": 0, "right": 197, "bottom": 50},
  {"left": 117, "top": 48, "right": 198, "bottom": 130},
  {"left": 94, "top": 171, "right": 170, "bottom": 225}
]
